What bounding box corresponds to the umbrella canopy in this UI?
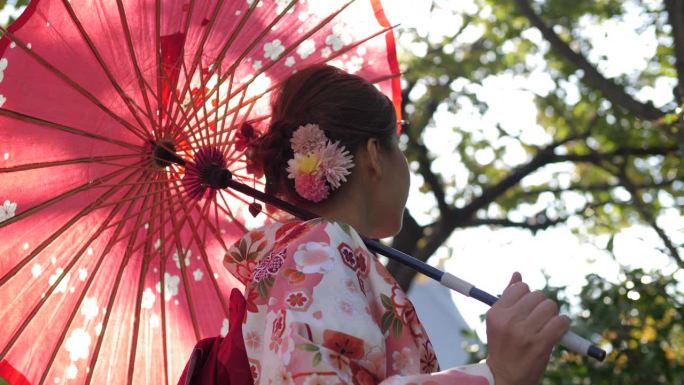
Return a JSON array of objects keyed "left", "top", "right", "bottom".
[{"left": 0, "top": 0, "right": 401, "bottom": 384}]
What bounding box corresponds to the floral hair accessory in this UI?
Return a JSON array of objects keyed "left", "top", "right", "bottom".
[{"left": 286, "top": 123, "right": 354, "bottom": 202}]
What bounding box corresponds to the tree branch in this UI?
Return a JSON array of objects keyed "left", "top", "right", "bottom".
[
  {"left": 388, "top": 209, "right": 427, "bottom": 291},
  {"left": 665, "top": 0, "right": 684, "bottom": 103},
  {"left": 514, "top": 0, "right": 666, "bottom": 120},
  {"left": 402, "top": 81, "right": 451, "bottom": 216},
  {"left": 468, "top": 216, "right": 567, "bottom": 232},
  {"left": 512, "top": 178, "right": 680, "bottom": 198},
  {"left": 466, "top": 199, "right": 614, "bottom": 233},
  {"left": 618, "top": 171, "right": 683, "bottom": 268},
  {"left": 550, "top": 145, "right": 681, "bottom": 164}
]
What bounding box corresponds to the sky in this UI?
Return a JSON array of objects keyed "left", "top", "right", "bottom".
[{"left": 2, "top": 0, "right": 682, "bottom": 366}]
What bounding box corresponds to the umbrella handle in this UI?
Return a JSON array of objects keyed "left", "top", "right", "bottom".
[{"left": 212, "top": 169, "right": 606, "bottom": 361}]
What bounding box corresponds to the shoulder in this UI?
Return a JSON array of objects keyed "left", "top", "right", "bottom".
[{"left": 223, "top": 217, "right": 366, "bottom": 285}]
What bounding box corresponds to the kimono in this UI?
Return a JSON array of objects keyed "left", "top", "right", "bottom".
[{"left": 178, "top": 218, "right": 494, "bottom": 385}]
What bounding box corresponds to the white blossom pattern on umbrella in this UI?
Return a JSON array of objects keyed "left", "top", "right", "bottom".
[{"left": 0, "top": 0, "right": 402, "bottom": 383}]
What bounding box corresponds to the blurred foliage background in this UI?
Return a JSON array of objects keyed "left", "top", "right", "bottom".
[
  {"left": 388, "top": 0, "right": 683, "bottom": 383},
  {"left": 2, "top": 0, "right": 682, "bottom": 383}
]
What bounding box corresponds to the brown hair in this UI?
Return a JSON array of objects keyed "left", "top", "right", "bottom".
[{"left": 251, "top": 64, "right": 397, "bottom": 204}]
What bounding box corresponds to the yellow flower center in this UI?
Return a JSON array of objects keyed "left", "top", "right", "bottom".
[{"left": 297, "top": 153, "right": 320, "bottom": 174}]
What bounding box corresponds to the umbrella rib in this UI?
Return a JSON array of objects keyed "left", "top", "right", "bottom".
[
  {"left": 0, "top": 154, "right": 142, "bottom": 173},
  {"left": 59, "top": 0, "right": 157, "bottom": 136},
  {"left": 114, "top": 0, "right": 159, "bottom": 132},
  {"left": 162, "top": 186, "right": 202, "bottom": 341},
  {"left": 183, "top": 22, "right": 396, "bottom": 139},
  {"left": 217, "top": 191, "right": 249, "bottom": 235},
  {"left": 125, "top": 174, "right": 164, "bottom": 385},
  {"left": 200, "top": 112, "right": 270, "bottom": 150},
  {"left": 176, "top": 59, "right": 211, "bottom": 150},
  {"left": 0, "top": 170, "right": 148, "bottom": 364},
  {"left": 155, "top": 177, "right": 171, "bottom": 385},
  {"left": 165, "top": 173, "right": 230, "bottom": 317},
  {"left": 222, "top": 97, "right": 257, "bottom": 160},
  {"left": 0, "top": 167, "right": 146, "bottom": 332},
  {"left": 161, "top": 0, "right": 198, "bottom": 130},
  {"left": 0, "top": 160, "right": 146, "bottom": 232},
  {"left": 216, "top": 88, "right": 248, "bottom": 157},
  {"left": 105, "top": 180, "right": 194, "bottom": 247},
  {"left": 84, "top": 181, "right": 184, "bottom": 215},
  {"left": 0, "top": 27, "right": 150, "bottom": 142},
  {"left": 88, "top": 177, "right": 183, "bottom": 190},
  {"left": 182, "top": 0, "right": 353, "bottom": 134},
  {"left": 167, "top": 0, "right": 258, "bottom": 129},
  {"left": 170, "top": 0, "right": 276, "bottom": 131},
  {"left": 171, "top": 0, "right": 228, "bottom": 149},
  {"left": 0, "top": 168, "right": 148, "bottom": 378},
  {"left": 82, "top": 170, "right": 158, "bottom": 385},
  {"left": 154, "top": 0, "right": 163, "bottom": 138},
  {"left": 129, "top": 182, "right": 228, "bottom": 259},
  {"left": 0, "top": 108, "right": 143, "bottom": 152},
  {"left": 211, "top": 62, "right": 228, "bottom": 150}
]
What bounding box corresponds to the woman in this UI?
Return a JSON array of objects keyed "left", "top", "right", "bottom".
[{"left": 178, "top": 64, "right": 570, "bottom": 385}]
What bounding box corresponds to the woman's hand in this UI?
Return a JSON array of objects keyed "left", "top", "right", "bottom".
[{"left": 485, "top": 272, "right": 570, "bottom": 385}]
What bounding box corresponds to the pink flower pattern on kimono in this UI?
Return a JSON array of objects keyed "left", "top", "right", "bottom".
[{"left": 222, "top": 218, "right": 493, "bottom": 385}]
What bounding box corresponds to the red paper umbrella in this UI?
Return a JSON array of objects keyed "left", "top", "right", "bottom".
[{"left": 0, "top": 0, "right": 400, "bottom": 384}]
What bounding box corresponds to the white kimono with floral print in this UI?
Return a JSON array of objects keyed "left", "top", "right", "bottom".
[{"left": 223, "top": 218, "right": 494, "bottom": 385}]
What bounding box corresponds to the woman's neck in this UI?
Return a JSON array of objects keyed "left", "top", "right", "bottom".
[{"left": 306, "top": 185, "right": 372, "bottom": 237}]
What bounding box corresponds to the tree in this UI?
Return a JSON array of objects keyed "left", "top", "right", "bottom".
[
  {"left": 465, "top": 266, "right": 684, "bottom": 383},
  {"left": 389, "top": 0, "right": 683, "bottom": 292},
  {"left": 388, "top": 0, "right": 684, "bottom": 380}
]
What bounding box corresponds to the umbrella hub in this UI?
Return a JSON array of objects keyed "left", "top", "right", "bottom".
[
  {"left": 182, "top": 146, "right": 231, "bottom": 199},
  {"left": 150, "top": 140, "right": 185, "bottom": 169}
]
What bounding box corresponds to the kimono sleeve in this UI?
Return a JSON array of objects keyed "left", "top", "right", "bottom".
[{"left": 247, "top": 219, "right": 493, "bottom": 385}]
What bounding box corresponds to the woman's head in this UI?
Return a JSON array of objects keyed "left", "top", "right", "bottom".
[{"left": 251, "top": 64, "right": 409, "bottom": 237}]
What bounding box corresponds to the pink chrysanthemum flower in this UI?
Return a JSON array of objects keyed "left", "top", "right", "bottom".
[
  {"left": 316, "top": 141, "right": 354, "bottom": 189},
  {"left": 294, "top": 174, "right": 330, "bottom": 202},
  {"left": 290, "top": 123, "right": 327, "bottom": 154}
]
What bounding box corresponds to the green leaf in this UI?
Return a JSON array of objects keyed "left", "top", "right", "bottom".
[
  {"left": 257, "top": 281, "right": 268, "bottom": 299},
  {"left": 392, "top": 318, "right": 403, "bottom": 338},
  {"left": 380, "top": 293, "right": 393, "bottom": 310},
  {"left": 297, "top": 343, "right": 320, "bottom": 352},
  {"left": 313, "top": 352, "right": 322, "bottom": 366},
  {"left": 229, "top": 251, "right": 244, "bottom": 262},
  {"left": 380, "top": 311, "right": 394, "bottom": 334}
]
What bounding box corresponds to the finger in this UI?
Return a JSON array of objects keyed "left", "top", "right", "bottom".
[
  {"left": 539, "top": 315, "right": 571, "bottom": 348},
  {"left": 506, "top": 272, "right": 522, "bottom": 288},
  {"left": 525, "top": 297, "right": 560, "bottom": 332},
  {"left": 511, "top": 290, "right": 548, "bottom": 321},
  {"left": 496, "top": 281, "right": 530, "bottom": 307}
]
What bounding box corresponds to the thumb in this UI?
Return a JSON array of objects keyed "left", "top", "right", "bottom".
[{"left": 506, "top": 272, "right": 522, "bottom": 288}]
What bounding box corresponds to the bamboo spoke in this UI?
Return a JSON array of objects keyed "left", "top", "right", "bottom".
[
  {"left": 125, "top": 174, "right": 164, "bottom": 385},
  {"left": 60, "top": 0, "right": 157, "bottom": 136},
  {"left": 0, "top": 154, "right": 141, "bottom": 173},
  {"left": 0, "top": 160, "right": 148, "bottom": 230},
  {"left": 180, "top": 0, "right": 352, "bottom": 135},
  {"left": 0, "top": 27, "right": 150, "bottom": 141},
  {"left": 182, "top": 22, "right": 395, "bottom": 139},
  {"left": 0, "top": 171, "right": 149, "bottom": 362},
  {"left": 114, "top": 0, "right": 159, "bottom": 131},
  {"left": 162, "top": 186, "right": 201, "bottom": 341},
  {"left": 0, "top": 108, "right": 143, "bottom": 152},
  {"left": 165, "top": 172, "right": 230, "bottom": 316},
  {"left": 81, "top": 172, "right": 157, "bottom": 385},
  {"left": 168, "top": 0, "right": 262, "bottom": 128}
]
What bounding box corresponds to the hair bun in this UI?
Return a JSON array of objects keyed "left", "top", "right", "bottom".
[{"left": 248, "top": 119, "right": 298, "bottom": 192}]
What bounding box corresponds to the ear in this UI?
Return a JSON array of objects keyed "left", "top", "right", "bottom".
[{"left": 364, "top": 137, "right": 383, "bottom": 179}]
